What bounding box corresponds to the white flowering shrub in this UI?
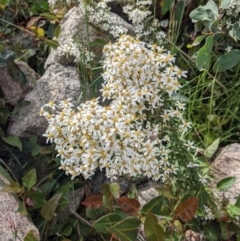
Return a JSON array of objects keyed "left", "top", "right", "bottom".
[{"left": 40, "top": 35, "right": 206, "bottom": 188}]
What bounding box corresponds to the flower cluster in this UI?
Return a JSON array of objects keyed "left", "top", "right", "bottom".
[
  {"left": 122, "top": 1, "right": 166, "bottom": 41},
  {"left": 41, "top": 35, "right": 201, "bottom": 184},
  {"left": 48, "top": 0, "right": 76, "bottom": 9},
  {"left": 221, "top": 0, "right": 240, "bottom": 40},
  {"left": 58, "top": 38, "right": 95, "bottom": 64},
  {"left": 203, "top": 205, "right": 215, "bottom": 220},
  {"left": 81, "top": 0, "right": 128, "bottom": 38}
]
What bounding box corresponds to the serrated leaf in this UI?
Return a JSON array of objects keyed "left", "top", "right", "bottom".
[
  {"left": 82, "top": 195, "right": 103, "bottom": 209},
  {"left": 196, "top": 35, "right": 214, "bottom": 71},
  {"left": 2, "top": 135, "right": 22, "bottom": 151},
  {"left": 107, "top": 216, "right": 141, "bottom": 241},
  {"left": 204, "top": 138, "right": 220, "bottom": 158},
  {"left": 174, "top": 197, "right": 199, "bottom": 222},
  {"left": 144, "top": 213, "right": 165, "bottom": 241},
  {"left": 93, "top": 213, "right": 121, "bottom": 234},
  {"left": 213, "top": 49, "right": 240, "bottom": 73},
  {"left": 40, "top": 193, "right": 62, "bottom": 221},
  {"left": 22, "top": 168, "right": 37, "bottom": 190},
  {"left": 217, "top": 177, "right": 236, "bottom": 192},
  {"left": 117, "top": 197, "right": 140, "bottom": 215}
]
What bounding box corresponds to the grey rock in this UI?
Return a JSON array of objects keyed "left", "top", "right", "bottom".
[
  {"left": 137, "top": 181, "right": 160, "bottom": 206},
  {"left": 44, "top": 7, "right": 135, "bottom": 69},
  {"left": 0, "top": 61, "right": 39, "bottom": 105},
  {"left": 8, "top": 63, "right": 81, "bottom": 140},
  {"left": 211, "top": 143, "right": 240, "bottom": 204},
  {"left": 0, "top": 174, "right": 40, "bottom": 241},
  {"left": 90, "top": 170, "right": 133, "bottom": 195}
]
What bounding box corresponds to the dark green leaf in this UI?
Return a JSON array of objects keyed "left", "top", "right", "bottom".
[
  {"left": 0, "top": 107, "right": 9, "bottom": 124},
  {"left": 107, "top": 216, "right": 141, "bottom": 241},
  {"left": 213, "top": 50, "right": 240, "bottom": 73},
  {"left": 174, "top": 1, "right": 185, "bottom": 23},
  {"left": 86, "top": 206, "right": 105, "bottom": 220},
  {"left": 141, "top": 196, "right": 164, "bottom": 215},
  {"left": 61, "top": 226, "right": 72, "bottom": 236},
  {"left": 93, "top": 213, "right": 122, "bottom": 234},
  {"left": 41, "top": 193, "right": 62, "bottom": 221},
  {"left": 162, "top": 0, "right": 173, "bottom": 15},
  {"left": 28, "top": 191, "right": 45, "bottom": 209}
]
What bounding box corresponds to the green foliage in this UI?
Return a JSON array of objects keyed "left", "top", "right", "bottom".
[{"left": 0, "top": 0, "right": 240, "bottom": 240}]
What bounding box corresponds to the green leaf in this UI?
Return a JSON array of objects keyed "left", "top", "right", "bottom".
[
  {"left": 22, "top": 169, "right": 37, "bottom": 190},
  {"left": 162, "top": 0, "right": 173, "bottom": 15},
  {"left": 61, "top": 226, "right": 72, "bottom": 236},
  {"left": 86, "top": 206, "right": 105, "bottom": 220},
  {"left": 29, "top": 26, "right": 45, "bottom": 37},
  {"left": 45, "top": 39, "right": 59, "bottom": 49},
  {"left": 221, "top": 0, "right": 231, "bottom": 9},
  {"left": 174, "top": 0, "right": 185, "bottom": 23},
  {"left": 0, "top": 107, "right": 9, "bottom": 124},
  {"left": 93, "top": 213, "right": 122, "bottom": 234},
  {"left": 192, "top": 35, "right": 207, "bottom": 46},
  {"left": 2, "top": 182, "right": 22, "bottom": 193},
  {"left": 144, "top": 213, "right": 165, "bottom": 241},
  {"left": 217, "top": 177, "right": 236, "bottom": 192},
  {"left": 196, "top": 35, "right": 214, "bottom": 71},
  {"left": 40, "top": 193, "right": 62, "bottom": 221},
  {"left": 141, "top": 196, "right": 164, "bottom": 215},
  {"left": 0, "top": 161, "right": 13, "bottom": 182},
  {"left": 213, "top": 49, "right": 240, "bottom": 73},
  {"left": 227, "top": 204, "right": 240, "bottom": 218},
  {"left": 109, "top": 183, "right": 120, "bottom": 198},
  {"left": 204, "top": 138, "right": 220, "bottom": 158},
  {"left": 28, "top": 191, "right": 45, "bottom": 209},
  {"left": 204, "top": 224, "right": 219, "bottom": 241},
  {"left": 2, "top": 135, "right": 22, "bottom": 151},
  {"left": 235, "top": 195, "right": 240, "bottom": 208},
  {"left": 107, "top": 216, "right": 141, "bottom": 241},
  {"left": 89, "top": 38, "right": 107, "bottom": 48},
  {"left": 189, "top": 0, "right": 218, "bottom": 23},
  {"left": 229, "top": 23, "right": 240, "bottom": 42},
  {"left": 18, "top": 201, "right": 28, "bottom": 215},
  {"left": 29, "top": 137, "right": 41, "bottom": 156},
  {"left": 24, "top": 230, "right": 38, "bottom": 241}
]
